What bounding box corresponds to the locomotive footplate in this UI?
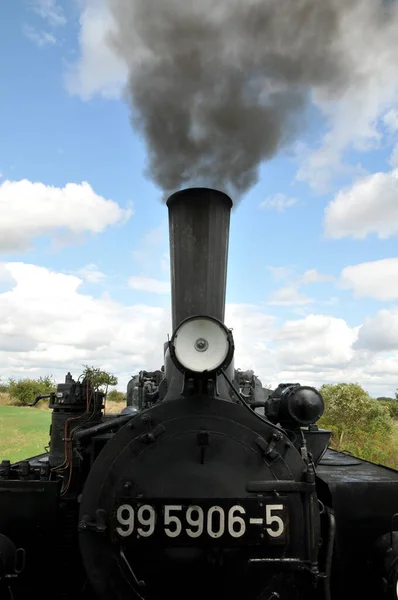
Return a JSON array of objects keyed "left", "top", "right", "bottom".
[{"left": 112, "top": 497, "right": 289, "bottom": 545}]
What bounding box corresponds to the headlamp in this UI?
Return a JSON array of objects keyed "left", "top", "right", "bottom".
[
  {"left": 169, "top": 315, "right": 234, "bottom": 375},
  {"left": 279, "top": 385, "right": 324, "bottom": 426}
]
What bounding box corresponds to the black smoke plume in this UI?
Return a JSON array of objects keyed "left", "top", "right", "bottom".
[{"left": 107, "top": 0, "right": 397, "bottom": 201}]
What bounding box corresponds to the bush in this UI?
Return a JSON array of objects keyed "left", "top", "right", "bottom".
[
  {"left": 378, "top": 400, "right": 398, "bottom": 419},
  {"left": 8, "top": 375, "right": 56, "bottom": 407},
  {"left": 318, "top": 383, "right": 394, "bottom": 465},
  {"left": 0, "top": 378, "right": 9, "bottom": 393},
  {"left": 106, "top": 390, "right": 126, "bottom": 403}
]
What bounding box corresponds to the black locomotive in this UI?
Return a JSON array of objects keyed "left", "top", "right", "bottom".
[{"left": 1, "top": 187, "right": 398, "bottom": 600}]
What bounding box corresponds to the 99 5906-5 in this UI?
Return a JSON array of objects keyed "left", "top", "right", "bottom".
[{"left": 112, "top": 499, "right": 288, "bottom": 544}]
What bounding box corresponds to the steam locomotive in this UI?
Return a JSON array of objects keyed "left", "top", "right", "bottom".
[{"left": 1, "top": 188, "right": 398, "bottom": 600}]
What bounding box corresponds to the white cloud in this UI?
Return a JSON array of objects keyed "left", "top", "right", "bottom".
[
  {"left": 340, "top": 258, "right": 398, "bottom": 301},
  {"left": 324, "top": 169, "right": 398, "bottom": 239},
  {"left": 225, "top": 303, "right": 276, "bottom": 374},
  {"left": 296, "top": 3, "right": 398, "bottom": 191},
  {"left": 266, "top": 266, "right": 293, "bottom": 282},
  {"left": 267, "top": 286, "right": 313, "bottom": 306},
  {"left": 75, "top": 264, "right": 107, "bottom": 284},
  {"left": 355, "top": 307, "right": 398, "bottom": 352},
  {"left": 265, "top": 268, "right": 335, "bottom": 306},
  {"left": 0, "top": 262, "right": 171, "bottom": 387},
  {"left": 383, "top": 109, "right": 398, "bottom": 133},
  {"left": 275, "top": 314, "right": 359, "bottom": 368},
  {"left": 64, "top": 0, "right": 127, "bottom": 100},
  {"left": 259, "top": 193, "right": 298, "bottom": 213},
  {"left": 23, "top": 1, "right": 66, "bottom": 47},
  {"left": 131, "top": 219, "right": 169, "bottom": 273},
  {"left": 0, "top": 179, "right": 132, "bottom": 253},
  {"left": 0, "top": 263, "right": 15, "bottom": 287},
  {"left": 295, "top": 138, "right": 369, "bottom": 195},
  {"left": 299, "top": 269, "right": 335, "bottom": 285},
  {"left": 30, "top": 0, "right": 66, "bottom": 26},
  {"left": 22, "top": 24, "right": 56, "bottom": 47},
  {"left": 266, "top": 267, "right": 334, "bottom": 287},
  {"left": 128, "top": 276, "right": 170, "bottom": 294},
  {"left": 227, "top": 309, "right": 397, "bottom": 398},
  {"left": 161, "top": 252, "right": 170, "bottom": 274},
  {"left": 1, "top": 263, "right": 397, "bottom": 397},
  {"left": 390, "top": 144, "right": 398, "bottom": 169}
]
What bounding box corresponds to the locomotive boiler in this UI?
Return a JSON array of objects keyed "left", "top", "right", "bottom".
[{"left": 1, "top": 187, "right": 398, "bottom": 600}]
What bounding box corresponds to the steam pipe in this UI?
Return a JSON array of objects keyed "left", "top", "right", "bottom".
[{"left": 166, "top": 187, "right": 233, "bottom": 332}]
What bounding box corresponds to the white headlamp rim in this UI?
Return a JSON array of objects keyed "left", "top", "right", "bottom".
[{"left": 169, "top": 314, "right": 234, "bottom": 374}]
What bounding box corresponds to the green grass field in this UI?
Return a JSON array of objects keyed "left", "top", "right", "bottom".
[
  {"left": 1, "top": 403, "right": 398, "bottom": 470},
  {"left": 0, "top": 406, "right": 51, "bottom": 463},
  {"left": 0, "top": 399, "right": 122, "bottom": 463}
]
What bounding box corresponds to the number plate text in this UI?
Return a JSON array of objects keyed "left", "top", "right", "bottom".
[{"left": 112, "top": 499, "right": 288, "bottom": 544}]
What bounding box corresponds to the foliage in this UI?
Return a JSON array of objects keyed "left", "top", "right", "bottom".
[
  {"left": 335, "top": 427, "right": 398, "bottom": 469},
  {"left": 0, "top": 378, "right": 9, "bottom": 393},
  {"left": 378, "top": 400, "right": 398, "bottom": 419},
  {"left": 7, "top": 375, "right": 56, "bottom": 407},
  {"left": 81, "top": 365, "right": 118, "bottom": 393},
  {"left": 318, "top": 383, "right": 394, "bottom": 464},
  {"left": 106, "top": 390, "right": 126, "bottom": 403}
]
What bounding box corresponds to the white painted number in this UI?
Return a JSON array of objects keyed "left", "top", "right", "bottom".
[
  {"left": 116, "top": 504, "right": 134, "bottom": 537},
  {"left": 265, "top": 504, "right": 284, "bottom": 538},
  {"left": 207, "top": 506, "right": 225, "bottom": 538},
  {"left": 137, "top": 504, "right": 156, "bottom": 537},
  {"left": 115, "top": 502, "right": 285, "bottom": 540},
  {"left": 228, "top": 505, "right": 246, "bottom": 538},
  {"left": 164, "top": 505, "right": 182, "bottom": 538},
  {"left": 186, "top": 505, "right": 204, "bottom": 538}
]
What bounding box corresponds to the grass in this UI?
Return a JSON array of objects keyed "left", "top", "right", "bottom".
[
  {"left": 0, "top": 406, "right": 51, "bottom": 463},
  {"left": 0, "top": 397, "right": 123, "bottom": 463}
]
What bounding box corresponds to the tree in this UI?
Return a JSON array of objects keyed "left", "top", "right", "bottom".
[
  {"left": 81, "top": 365, "right": 118, "bottom": 394},
  {"left": 0, "top": 377, "right": 9, "bottom": 393},
  {"left": 106, "top": 390, "right": 126, "bottom": 403},
  {"left": 8, "top": 375, "right": 56, "bottom": 406},
  {"left": 318, "top": 383, "right": 392, "bottom": 449}
]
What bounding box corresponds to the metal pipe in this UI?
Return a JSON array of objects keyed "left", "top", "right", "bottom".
[
  {"left": 166, "top": 187, "right": 233, "bottom": 331},
  {"left": 324, "top": 507, "right": 336, "bottom": 600},
  {"left": 246, "top": 481, "right": 315, "bottom": 493},
  {"left": 73, "top": 414, "right": 133, "bottom": 443}
]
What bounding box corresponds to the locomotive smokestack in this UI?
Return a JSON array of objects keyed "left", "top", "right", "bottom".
[{"left": 166, "top": 187, "right": 232, "bottom": 332}]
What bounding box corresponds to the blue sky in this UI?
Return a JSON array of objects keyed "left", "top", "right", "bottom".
[{"left": 1, "top": 0, "right": 398, "bottom": 397}]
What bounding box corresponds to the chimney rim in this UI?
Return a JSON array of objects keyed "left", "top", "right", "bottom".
[{"left": 166, "top": 187, "right": 233, "bottom": 209}]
